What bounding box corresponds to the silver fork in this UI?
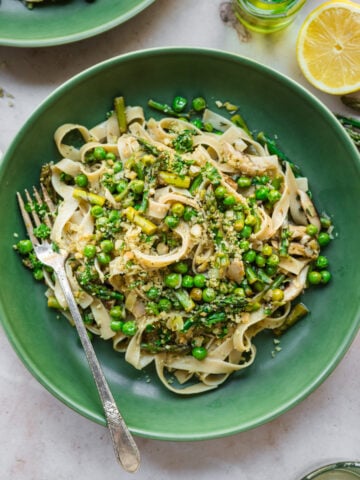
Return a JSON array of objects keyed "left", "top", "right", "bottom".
[{"left": 17, "top": 185, "right": 140, "bottom": 473}]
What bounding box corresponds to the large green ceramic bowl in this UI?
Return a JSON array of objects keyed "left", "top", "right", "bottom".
[
  {"left": 0, "top": 0, "right": 155, "bottom": 47},
  {"left": 0, "top": 48, "right": 359, "bottom": 441}
]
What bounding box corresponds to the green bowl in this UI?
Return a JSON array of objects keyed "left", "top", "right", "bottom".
[
  {"left": 1, "top": 48, "right": 359, "bottom": 441},
  {"left": 0, "top": 0, "right": 155, "bottom": 47}
]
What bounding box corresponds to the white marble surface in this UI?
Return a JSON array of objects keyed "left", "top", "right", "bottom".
[{"left": 0, "top": 1, "right": 359, "bottom": 479}]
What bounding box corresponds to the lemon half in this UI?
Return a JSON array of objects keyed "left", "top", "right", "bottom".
[{"left": 296, "top": 0, "right": 360, "bottom": 95}]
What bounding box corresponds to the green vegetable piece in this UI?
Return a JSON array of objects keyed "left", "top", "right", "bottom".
[
  {"left": 93, "top": 146, "right": 107, "bottom": 161},
  {"left": 320, "top": 270, "right": 331, "bottom": 284},
  {"left": 97, "top": 252, "right": 111, "bottom": 265},
  {"left": 182, "top": 275, "right": 194, "bottom": 289},
  {"left": 73, "top": 189, "right": 105, "bottom": 206},
  {"left": 174, "top": 289, "right": 196, "bottom": 312},
  {"left": 192, "top": 346, "right": 208, "bottom": 360},
  {"left": 318, "top": 232, "right": 331, "bottom": 247},
  {"left": 189, "top": 175, "right": 203, "bottom": 196},
  {"left": 315, "top": 255, "right": 329, "bottom": 269},
  {"left": 274, "top": 303, "right": 309, "bottom": 336},
  {"left": 114, "top": 96, "right": 127, "bottom": 134},
  {"left": 124, "top": 207, "right": 157, "bottom": 235},
  {"left": 158, "top": 171, "right": 191, "bottom": 189},
  {"left": 17, "top": 239, "right": 33, "bottom": 255},
  {"left": 47, "top": 296, "right": 62, "bottom": 309},
  {"left": 237, "top": 176, "right": 252, "bottom": 188},
  {"left": 33, "top": 223, "right": 51, "bottom": 240},
  {"left": 83, "top": 244, "right": 96, "bottom": 259},
  {"left": 110, "top": 320, "right": 124, "bottom": 332},
  {"left": 100, "top": 239, "right": 114, "bottom": 253},
  {"left": 172, "top": 96, "right": 188, "bottom": 112},
  {"left": 165, "top": 215, "right": 180, "bottom": 229},
  {"left": 192, "top": 97, "right": 207, "bottom": 112},
  {"left": 122, "top": 320, "right": 137, "bottom": 336},
  {"left": 158, "top": 298, "right": 172, "bottom": 312},
  {"left": 164, "top": 273, "right": 182, "bottom": 289},
  {"left": 146, "top": 287, "right": 160, "bottom": 300},
  {"left": 193, "top": 274, "right": 206, "bottom": 288},
  {"left": 75, "top": 174, "right": 88, "bottom": 188},
  {"left": 306, "top": 224, "right": 319, "bottom": 236},
  {"left": 110, "top": 306, "right": 124, "bottom": 318},
  {"left": 202, "top": 287, "right": 216, "bottom": 302},
  {"left": 173, "top": 262, "right": 188, "bottom": 274},
  {"left": 307, "top": 270, "right": 322, "bottom": 285}
]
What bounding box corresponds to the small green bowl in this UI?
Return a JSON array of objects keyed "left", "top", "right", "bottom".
[
  {"left": 0, "top": 0, "right": 155, "bottom": 47},
  {"left": 0, "top": 48, "right": 359, "bottom": 441}
]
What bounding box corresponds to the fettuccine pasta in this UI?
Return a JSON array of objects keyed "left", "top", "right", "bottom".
[{"left": 17, "top": 96, "right": 333, "bottom": 394}]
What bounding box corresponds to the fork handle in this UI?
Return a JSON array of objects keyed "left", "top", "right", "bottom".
[{"left": 55, "top": 265, "right": 140, "bottom": 473}]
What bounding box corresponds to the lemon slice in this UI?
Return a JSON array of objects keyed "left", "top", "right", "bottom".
[{"left": 296, "top": 0, "right": 360, "bottom": 95}]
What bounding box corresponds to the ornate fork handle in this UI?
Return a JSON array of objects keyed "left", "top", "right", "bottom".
[{"left": 53, "top": 253, "right": 140, "bottom": 473}]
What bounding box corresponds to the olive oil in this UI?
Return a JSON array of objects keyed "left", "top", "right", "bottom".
[{"left": 232, "top": 0, "right": 307, "bottom": 33}]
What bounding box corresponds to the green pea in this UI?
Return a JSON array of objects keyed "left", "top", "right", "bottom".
[
  {"left": 100, "top": 239, "right": 114, "bottom": 253},
  {"left": 110, "top": 320, "right": 124, "bottom": 332},
  {"left": 164, "top": 273, "right": 182, "bottom": 289},
  {"left": 267, "top": 189, "right": 281, "bottom": 204},
  {"left": 245, "top": 214, "right": 257, "bottom": 226},
  {"left": 320, "top": 270, "right": 331, "bottom": 284},
  {"left": 33, "top": 269, "right": 44, "bottom": 281},
  {"left": 83, "top": 244, "right": 96, "bottom": 259},
  {"left": 116, "top": 179, "right": 128, "bottom": 194},
  {"left": 306, "top": 224, "right": 319, "bottom": 236},
  {"left": 113, "top": 161, "right": 123, "bottom": 173},
  {"left": 244, "top": 249, "right": 256, "bottom": 263},
  {"left": 240, "top": 225, "right": 252, "bottom": 238},
  {"left": 202, "top": 287, "right": 216, "bottom": 302},
  {"left": 192, "top": 96, "right": 207, "bottom": 112},
  {"left": 108, "top": 210, "right": 120, "bottom": 223},
  {"left": 308, "top": 270, "right": 322, "bottom": 285},
  {"left": 239, "top": 239, "right": 250, "bottom": 251},
  {"left": 110, "top": 305, "right": 123, "bottom": 318},
  {"left": 17, "top": 239, "right": 33, "bottom": 255},
  {"left": 182, "top": 275, "right": 194, "bottom": 289},
  {"left": 171, "top": 202, "right": 185, "bottom": 217},
  {"left": 203, "top": 122, "right": 213, "bottom": 132},
  {"left": 255, "top": 254, "right": 266, "bottom": 268},
  {"left": 130, "top": 179, "right": 145, "bottom": 194},
  {"left": 165, "top": 215, "right": 180, "bottom": 229},
  {"left": 266, "top": 265, "right": 278, "bottom": 276},
  {"left": 315, "top": 255, "right": 329, "bottom": 269},
  {"left": 272, "top": 288, "right": 284, "bottom": 301},
  {"left": 93, "top": 146, "right": 107, "bottom": 160},
  {"left": 158, "top": 298, "right": 172, "bottom": 312},
  {"left": 190, "top": 288, "right": 203, "bottom": 302},
  {"left": 146, "top": 286, "right": 160, "bottom": 300},
  {"left": 172, "top": 95, "right": 188, "bottom": 112},
  {"left": 234, "top": 219, "right": 245, "bottom": 232},
  {"left": 96, "top": 216, "right": 109, "bottom": 227},
  {"left": 173, "top": 262, "right": 188, "bottom": 274},
  {"left": 267, "top": 254, "right": 280, "bottom": 267},
  {"left": 318, "top": 232, "right": 331, "bottom": 247},
  {"left": 237, "top": 176, "right": 252, "bottom": 188},
  {"left": 259, "top": 175, "right": 270, "bottom": 185},
  {"left": 320, "top": 217, "right": 332, "bottom": 229},
  {"left": 262, "top": 244, "right": 273, "bottom": 256},
  {"left": 193, "top": 274, "right": 206, "bottom": 288},
  {"left": 191, "top": 346, "right": 208, "bottom": 360},
  {"left": 97, "top": 252, "right": 111, "bottom": 265},
  {"left": 75, "top": 174, "right": 88, "bottom": 188},
  {"left": 214, "top": 185, "right": 227, "bottom": 198},
  {"left": 122, "top": 320, "right": 138, "bottom": 336},
  {"left": 255, "top": 187, "right": 269, "bottom": 201},
  {"left": 106, "top": 152, "right": 117, "bottom": 162},
  {"left": 234, "top": 287, "right": 245, "bottom": 297},
  {"left": 223, "top": 195, "right": 236, "bottom": 206},
  {"left": 90, "top": 205, "right": 104, "bottom": 217}
]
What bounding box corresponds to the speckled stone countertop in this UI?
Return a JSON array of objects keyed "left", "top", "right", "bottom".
[{"left": 0, "top": 1, "right": 359, "bottom": 479}]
